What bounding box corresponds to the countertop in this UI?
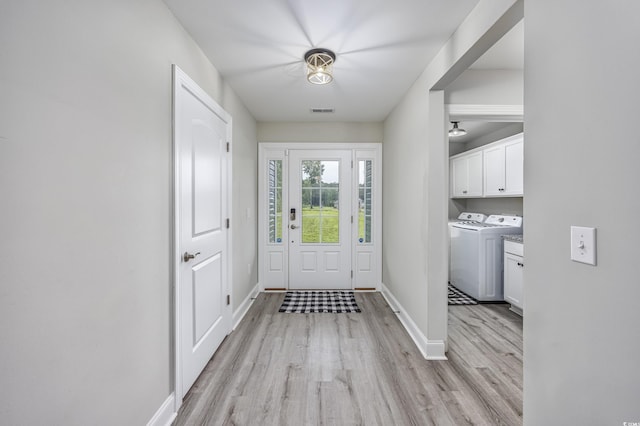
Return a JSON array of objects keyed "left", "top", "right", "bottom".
[{"left": 503, "top": 234, "right": 523, "bottom": 243}]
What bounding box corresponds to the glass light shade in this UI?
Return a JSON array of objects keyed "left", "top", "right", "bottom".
[
  {"left": 449, "top": 122, "right": 467, "bottom": 137},
  {"left": 305, "top": 49, "right": 335, "bottom": 85}
]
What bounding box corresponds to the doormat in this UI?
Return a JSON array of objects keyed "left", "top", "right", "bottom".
[
  {"left": 448, "top": 284, "right": 478, "bottom": 305},
  {"left": 279, "top": 291, "right": 361, "bottom": 313}
]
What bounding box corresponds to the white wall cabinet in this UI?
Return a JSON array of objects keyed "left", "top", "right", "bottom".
[
  {"left": 504, "top": 240, "right": 524, "bottom": 315},
  {"left": 484, "top": 135, "right": 523, "bottom": 196},
  {"left": 450, "top": 133, "right": 523, "bottom": 198},
  {"left": 451, "top": 151, "right": 483, "bottom": 197}
]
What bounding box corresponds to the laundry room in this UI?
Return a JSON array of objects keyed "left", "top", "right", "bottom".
[{"left": 445, "top": 20, "right": 524, "bottom": 313}]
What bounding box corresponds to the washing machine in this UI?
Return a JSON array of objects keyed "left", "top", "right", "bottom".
[
  {"left": 449, "top": 214, "right": 523, "bottom": 301},
  {"left": 448, "top": 212, "right": 487, "bottom": 277}
]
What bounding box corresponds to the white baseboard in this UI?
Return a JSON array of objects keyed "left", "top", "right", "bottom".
[
  {"left": 233, "top": 283, "right": 260, "bottom": 330},
  {"left": 425, "top": 340, "right": 447, "bottom": 360},
  {"left": 147, "top": 393, "right": 176, "bottom": 426},
  {"left": 380, "top": 284, "right": 448, "bottom": 361}
]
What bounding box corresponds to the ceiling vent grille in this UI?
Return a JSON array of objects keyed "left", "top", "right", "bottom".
[{"left": 310, "top": 108, "right": 335, "bottom": 114}]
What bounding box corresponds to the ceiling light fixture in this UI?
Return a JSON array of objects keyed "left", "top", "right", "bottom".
[
  {"left": 304, "top": 48, "right": 336, "bottom": 85},
  {"left": 449, "top": 121, "right": 467, "bottom": 137}
]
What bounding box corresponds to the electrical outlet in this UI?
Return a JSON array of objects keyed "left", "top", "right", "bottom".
[{"left": 570, "top": 226, "right": 596, "bottom": 265}]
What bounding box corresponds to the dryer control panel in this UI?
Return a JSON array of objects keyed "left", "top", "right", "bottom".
[{"left": 485, "top": 215, "right": 523, "bottom": 228}]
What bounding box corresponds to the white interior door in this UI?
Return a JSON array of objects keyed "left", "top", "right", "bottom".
[
  {"left": 288, "top": 150, "right": 352, "bottom": 289},
  {"left": 174, "top": 66, "right": 231, "bottom": 399}
]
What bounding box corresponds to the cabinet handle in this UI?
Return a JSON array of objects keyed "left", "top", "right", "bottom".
[
  {"left": 462, "top": 190, "right": 468, "bottom": 194},
  {"left": 517, "top": 262, "right": 524, "bottom": 267}
]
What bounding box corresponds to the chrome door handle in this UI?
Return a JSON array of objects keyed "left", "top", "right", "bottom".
[
  {"left": 183, "top": 251, "right": 201, "bottom": 262},
  {"left": 290, "top": 224, "right": 299, "bottom": 229}
]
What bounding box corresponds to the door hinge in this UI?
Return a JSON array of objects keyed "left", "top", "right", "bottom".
[
  {"left": 226, "top": 218, "right": 230, "bottom": 229},
  {"left": 351, "top": 270, "right": 354, "bottom": 278},
  {"left": 351, "top": 215, "right": 353, "bottom": 224},
  {"left": 226, "top": 142, "right": 230, "bottom": 152},
  {"left": 226, "top": 294, "right": 230, "bottom": 305},
  {"left": 351, "top": 160, "right": 354, "bottom": 168}
]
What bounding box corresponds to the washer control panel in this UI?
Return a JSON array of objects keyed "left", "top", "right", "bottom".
[{"left": 456, "top": 212, "right": 487, "bottom": 223}]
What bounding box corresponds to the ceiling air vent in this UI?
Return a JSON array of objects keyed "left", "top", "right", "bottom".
[{"left": 310, "top": 108, "right": 335, "bottom": 114}]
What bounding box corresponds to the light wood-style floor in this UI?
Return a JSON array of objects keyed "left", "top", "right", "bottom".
[{"left": 173, "top": 293, "right": 522, "bottom": 425}]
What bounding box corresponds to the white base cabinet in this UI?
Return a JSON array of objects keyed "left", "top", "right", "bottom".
[{"left": 504, "top": 240, "right": 524, "bottom": 315}]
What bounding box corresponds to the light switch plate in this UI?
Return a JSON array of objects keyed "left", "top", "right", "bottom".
[{"left": 570, "top": 226, "right": 597, "bottom": 265}]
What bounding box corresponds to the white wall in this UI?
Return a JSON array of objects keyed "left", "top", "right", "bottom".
[
  {"left": 382, "top": 0, "right": 522, "bottom": 357},
  {"left": 383, "top": 76, "right": 432, "bottom": 336},
  {"left": 524, "top": 1, "right": 640, "bottom": 424},
  {"left": 257, "top": 121, "right": 383, "bottom": 143},
  {"left": 467, "top": 197, "right": 523, "bottom": 217},
  {"left": 229, "top": 99, "right": 259, "bottom": 313},
  {"left": 0, "top": 1, "right": 257, "bottom": 424},
  {"left": 445, "top": 69, "right": 523, "bottom": 105}
]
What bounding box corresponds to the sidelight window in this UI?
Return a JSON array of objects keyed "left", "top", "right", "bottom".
[
  {"left": 268, "top": 159, "right": 283, "bottom": 243},
  {"left": 358, "top": 160, "right": 373, "bottom": 244}
]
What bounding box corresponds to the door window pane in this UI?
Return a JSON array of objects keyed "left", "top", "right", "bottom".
[
  {"left": 301, "top": 160, "right": 339, "bottom": 243},
  {"left": 268, "top": 160, "right": 283, "bottom": 243},
  {"left": 358, "top": 160, "right": 373, "bottom": 244}
]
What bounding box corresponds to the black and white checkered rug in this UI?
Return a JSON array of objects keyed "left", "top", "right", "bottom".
[
  {"left": 448, "top": 284, "right": 478, "bottom": 305},
  {"left": 279, "top": 291, "right": 361, "bottom": 313}
]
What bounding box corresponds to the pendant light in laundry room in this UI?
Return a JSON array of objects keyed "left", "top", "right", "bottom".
[{"left": 449, "top": 121, "right": 467, "bottom": 137}]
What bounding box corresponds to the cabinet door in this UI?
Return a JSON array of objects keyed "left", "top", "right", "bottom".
[
  {"left": 504, "top": 252, "right": 524, "bottom": 309},
  {"left": 466, "top": 151, "right": 483, "bottom": 196},
  {"left": 503, "top": 139, "right": 523, "bottom": 195},
  {"left": 451, "top": 156, "right": 469, "bottom": 197},
  {"left": 451, "top": 152, "right": 483, "bottom": 197},
  {"left": 484, "top": 145, "right": 506, "bottom": 196}
]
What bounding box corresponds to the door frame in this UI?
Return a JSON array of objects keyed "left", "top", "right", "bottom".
[
  {"left": 258, "top": 142, "right": 382, "bottom": 291},
  {"left": 172, "top": 65, "right": 233, "bottom": 408}
]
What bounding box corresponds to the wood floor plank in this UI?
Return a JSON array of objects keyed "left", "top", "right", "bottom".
[{"left": 173, "top": 293, "right": 522, "bottom": 426}]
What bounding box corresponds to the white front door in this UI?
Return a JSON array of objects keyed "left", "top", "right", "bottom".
[
  {"left": 288, "top": 150, "right": 352, "bottom": 289},
  {"left": 174, "top": 66, "right": 231, "bottom": 399}
]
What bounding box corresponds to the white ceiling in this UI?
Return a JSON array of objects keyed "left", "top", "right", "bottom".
[{"left": 163, "top": 0, "right": 480, "bottom": 122}]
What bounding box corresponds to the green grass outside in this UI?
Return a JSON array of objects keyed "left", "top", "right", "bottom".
[
  {"left": 273, "top": 207, "right": 368, "bottom": 243},
  {"left": 302, "top": 207, "right": 339, "bottom": 243}
]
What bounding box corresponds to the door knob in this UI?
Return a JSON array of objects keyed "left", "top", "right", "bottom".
[
  {"left": 290, "top": 224, "right": 299, "bottom": 229},
  {"left": 183, "top": 251, "right": 201, "bottom": 262}
]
